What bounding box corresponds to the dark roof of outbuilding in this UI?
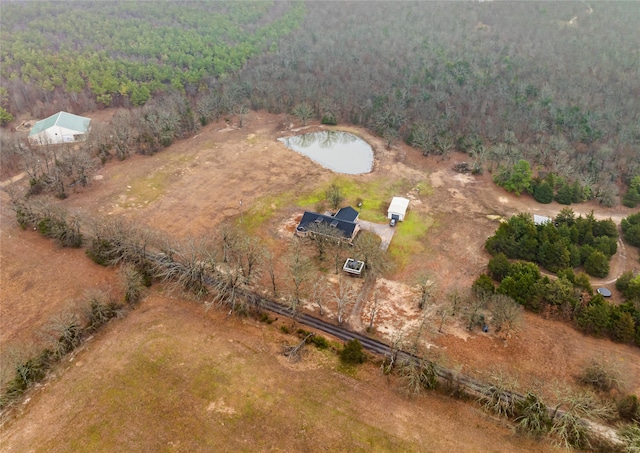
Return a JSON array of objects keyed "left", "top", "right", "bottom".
[{"left": 297, "top": 210, "right": 357, "bottom": 238}]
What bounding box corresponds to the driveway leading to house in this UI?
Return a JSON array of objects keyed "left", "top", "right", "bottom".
[{"left": 358, "top": 219, "right": 396, "bottom": 251}]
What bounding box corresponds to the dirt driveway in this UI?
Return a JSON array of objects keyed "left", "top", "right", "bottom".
[{"left": 358, "top": 219, "right": 395, "bottom": 251}]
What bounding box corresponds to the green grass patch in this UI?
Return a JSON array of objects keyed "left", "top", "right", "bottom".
[
  {"left": 241, "top": 174, "right": 408, "bottom": 231},
  {"left": 296, "top": 176, "right": 416, "bottom": 222},
  {"left": 389, "top": 210, "right": 433, "bottom": 268},
  {"left": 121, "top": 154, "right": 194, "bottom": 208},
  {"left": 337, "top": 362, "right": 360, "bottom": 378},
  {"left": 238, "top": 174, "right": 433, "bottom": 270},
  {"left": 240, "top": 190, "right": 296, "bottom": 233},
  {"left": 122, "top": 170, "right": 171, "bottom": 208}
]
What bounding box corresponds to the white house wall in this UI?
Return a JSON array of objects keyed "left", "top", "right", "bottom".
[{"left": 30, "top": 126, "right": 86, "bottom": 145}]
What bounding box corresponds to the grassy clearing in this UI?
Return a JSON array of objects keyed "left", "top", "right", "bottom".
[
  {"left": 241, "top": 190, "right": 297, "bottom": 233},
  {"left": 241, "top": 175, "right": 408, "bottom": 232},
  {"left": 390, "top": 210, "right": 434, "bottom": 268},
  {"left": 121, "top": 154, "right": 195, "bottom": 208},
  {"left": 296, "top": 176, "right": 415, "bottom": 222},
  {"left": 241, "top": 175, "right": 434, "bottom": 271}
]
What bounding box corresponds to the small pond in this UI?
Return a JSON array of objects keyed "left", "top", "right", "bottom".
[{"left": 278, "top": 130, "right": 373, "bottom": 174}]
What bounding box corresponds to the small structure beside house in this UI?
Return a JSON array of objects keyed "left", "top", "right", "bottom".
[
  {"left": 533, "top": 214, "right": 552, "bottom": 226},
  {"left": 343, "top": 258, "right": 364, "bottom": 276},
  {"left": 387, "top": 197, "right": 410, "bottom": 222},
  {"left": 28, "top": 111, "right": 91, "bottom": 146},
  {"left": 295, "top": 206, "right": 360, "bottom": 243}
]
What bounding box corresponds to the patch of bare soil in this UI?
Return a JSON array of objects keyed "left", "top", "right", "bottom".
[
  {"left": 434, "top": 311, "right": 640, "bottom": 399},
  {"left": 0, "top": 293, "right": 562, "bottom": 452},
  {"left": 365, "top": 148, "right": 640, "bottom": 398},
  {"left": 62, "top": 113, "right": 340, "bottom": 239}
]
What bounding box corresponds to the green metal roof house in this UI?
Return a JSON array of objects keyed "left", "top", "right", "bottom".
[{"left": 28, "top": 111, "right": 91, "bottom": 145}]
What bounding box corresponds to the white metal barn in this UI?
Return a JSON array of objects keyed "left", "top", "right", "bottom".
[
  {"left": 387, "top": 197, "right": 410, "bottom": 222},
  {"left": 28, "top": 111, "right": 91, "bottom": 145},
  {"left": 533, "top": 214, "right": 552, "bottom": 226}
]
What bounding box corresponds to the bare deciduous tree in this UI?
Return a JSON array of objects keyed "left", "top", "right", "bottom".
[
  {"left": 353, "top": 231, "right": 391, "bottom": 279},
  {"left": 463, "top": 291, "right": 489, "bottom": 331},
  {"left": 367, "top": 288, "right": 380, "bottom": 332},
  {"left": 111, "top": 110, "right": 137, "bottom": 160},
  {"left": 283, "top": 333, "right": 313, "bottom": 362},
  {"left": 550, "top": 389, "right": 616, "bottom": 450},
  {"left": 311, "top": 277, "right": 327, "bottom": 316},
  {"left": 211, "top": 228, "right": 265, "bottom": 314},
  {"left": 9, "top": 196, "right": 82, "bottom": 247},
  {"left": 382, "top": 331, "right": 405, "bottom": 375},
  {"left": 306, "top": 220, "right": 345, "bottom": 262},
  {"left": 266, "top": 252, "right": 279, "bottom": 298},
  {"left": 415, "top": 273, "right": 436, "bottom": 310},
  {"left": 120, "top": 264, "right": 145, "bottom": 305},
  {"left": 154, "top": 236, "right": 217, "bottom": 298},
  {"left": 490, "top": 294, "right": 523, "bottom": 337},
  {"left": 437, "top": 291, "right": 463, "bottom": 334},
  {"left": 56, "top": 145, "right": 99, "bottom": 188},
  {"left": 398, "top": 357, "right": 438, "bottom": 397},
  {"left": 325, "top": 183, "right": 344, "bottom": 211},
  {"left": 330, "top": 277, "right": 358, "bottom": 324},
  {"left": 287, "top": 240, "right": 313, "bottom": 311},
  {"left": 88, "top": 217, "right": 157, "bottom": 282}
]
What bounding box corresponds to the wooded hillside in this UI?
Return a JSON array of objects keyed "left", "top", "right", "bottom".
[{"left": 1, "top": 1, "right": 639, "bottom": 202}]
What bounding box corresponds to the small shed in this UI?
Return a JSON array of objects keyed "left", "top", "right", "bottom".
[
  {"left": 387, "top": 197, "right": 410, "bottom": 222},
  {"left": 343, "top": 258, "right": 364, "bottom": 276},
  {"left": 28, "top": 111, "right": 91, "bottom": 146}
]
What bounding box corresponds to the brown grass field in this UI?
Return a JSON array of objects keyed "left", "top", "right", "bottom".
[{"left": 1, "top": 110, "right": 639, "bottom": 451}]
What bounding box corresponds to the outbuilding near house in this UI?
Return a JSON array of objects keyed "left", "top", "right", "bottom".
[
  {"left": 387, "top": 197, "right": 410, "bottom": 222},
  {"left": 343, "top": 258, "right": 365, "bottom": 276},
  {"left": 28, "top": 111, "right": 91, "bottom": 146}
]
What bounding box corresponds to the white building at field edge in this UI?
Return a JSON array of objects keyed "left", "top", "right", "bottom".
[
  {"left": 28, "top": 111, "right": 91, "bottom": 145},
  {"left": 533, "top": 214, "right": 552, "bottom": 226},
  {"left": 387, "top": 197, "right": 410, "bottom": 222}
]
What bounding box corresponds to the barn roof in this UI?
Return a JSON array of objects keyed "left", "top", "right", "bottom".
[
  {"left": 29, "top": 111, "right": 91, "bottom": 136},
  {"left": 388, "top": 197, "right": 410, "bottom": 215}
]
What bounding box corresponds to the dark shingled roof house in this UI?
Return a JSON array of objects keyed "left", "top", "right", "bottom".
[{"left": 295, "top": 207, "right": 360, "bottom": 243}]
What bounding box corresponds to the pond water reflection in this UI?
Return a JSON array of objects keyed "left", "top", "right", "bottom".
[{"left": 278, "top": 130, "right": 373, "bottom": 174}]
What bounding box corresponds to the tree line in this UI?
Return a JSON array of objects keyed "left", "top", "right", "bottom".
[
  {"left": 2, "top": 2, "right": 639, "bottom": 204},
  {"left": 485, "top": 209, "right": 617, "bottom": 276},
  {"left": 239, "top": 2, "right": 640, "bottom": 204},
  {"left": 477, "top": 210, "right": 640, "bottom": 346},
  {"left": 0, "top": 1, "right": 304, "bottom": 115}
]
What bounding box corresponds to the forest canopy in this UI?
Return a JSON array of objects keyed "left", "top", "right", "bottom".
[
  {"left": 1, "top": 1, "right": 639, "bottom": 201},
  {"left": 0, "top": 1, "right": 304, "bottom": 107}
]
